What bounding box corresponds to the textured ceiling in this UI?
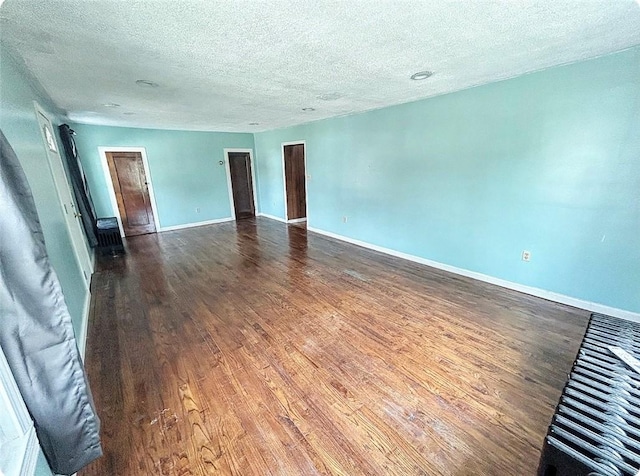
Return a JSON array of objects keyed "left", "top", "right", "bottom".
[{"left": 2, "top": 1, "right": 640, "bottom": 132}]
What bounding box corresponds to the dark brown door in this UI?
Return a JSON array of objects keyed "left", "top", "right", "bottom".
[
  {"left": 284, "top": 144, "right": 306, "bottom": 220},
  {"left": 228, "top": 152, "right": 255, "bottom": 220},
  {"left": 105, "top": 151, "right": 156, "bottom": 236}
]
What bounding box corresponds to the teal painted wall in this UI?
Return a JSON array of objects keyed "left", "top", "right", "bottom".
[
  {"left": 254, "top": 47, "right": 640, "bottom": 313},
  {"left": 71, "top": 124, "right": 254, "bottom": 229},
  {"left": 0, "top": 49, "right": 88, "bottom": 335},
  {"left": 1, "top": 48, "right": 86, "bottom": 476}
]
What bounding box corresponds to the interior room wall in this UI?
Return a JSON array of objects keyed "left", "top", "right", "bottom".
[
  {"left": 70, "top": 123, "right": 254, "bottom": 230},
  {"left": 253, "top": 46, "right": 640, "bottom": 315},
  {"left": 1, "top": 46, "right": 88, "bottom": 476},
  {"left": 0, "top": 49, "right": 89, "bottom": 336}
]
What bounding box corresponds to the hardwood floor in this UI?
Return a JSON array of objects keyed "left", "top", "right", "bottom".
[{"left": 81, "top": 218, "right": 589, "bottom": 475}]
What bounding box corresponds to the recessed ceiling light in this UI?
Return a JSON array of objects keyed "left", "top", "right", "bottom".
[
  {"left": 302, "top": 107, "right": 315, "bottom": 112},
  {"left": 410, "top": 71, "right": 434, "bottom": 80},
  {"left": 136, "top": 79, "right": 159, "bottom": 88},
  {"left": 249, "top": 122, "right": 259, "bottom": 125},
  {"left": 317, "top": 93, "right": 341, "bottom": 101},
  {"left": 103, "top": 103, "right": 120, "bottom": 107}
]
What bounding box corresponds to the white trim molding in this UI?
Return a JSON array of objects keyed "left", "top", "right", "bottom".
[
  {"left": 35, "top": 102, "right": 93, "bottom": 289},
  {"left": 98, "top": 147, "right": 161, "bottom": 237},
  {"left": 160, "top": 217, "right": 234, "bottom": 232},
  {"left": 223, "top": 154, "right": 236, "bottom": 221},
  {"left": 223, "top": 148, "right": 258, "bottom": 220},
  {"left": 0, "top": 347, "right": 39, "bottom": 476},
  {"left": 256, "top": 212, "right": 287, "bottom": 223},
  {"left": 307, "top": 226, "right": 640, "bottom": 323},
  {"left": 78, "top": 287, "right": 92, "bottom": 361},
  {"left": 280, "top": 141, "right": 309, "bottom": 223}
]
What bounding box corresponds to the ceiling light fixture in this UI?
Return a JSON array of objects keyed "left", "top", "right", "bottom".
[
  {"left": 103, "top": 103, "right": 120, "bottom": 107},
  {"left": 317, "top": 93, "right": 341, "bottom": 101},
  {"left": 302, "top": 107, "right": 315, "bottom": 112},
  {"left": 136, "top": 79, "right": 159, "bottom": 88},
  {"left": 410, "top": 71, "right": 434, "bottom": 80}
]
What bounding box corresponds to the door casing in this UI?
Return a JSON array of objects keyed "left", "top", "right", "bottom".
[
  {"left": 98, "top": 147, "right": 160, "bottom": 237},
  {"left": 223, "top": 148, "right": 258, "bottom": 221},
  {"left": 34, "top": 102, "right": 93, "bottom": 287},
  {"left": 281, "top": 140, "right": 308, "bottom": 223}
]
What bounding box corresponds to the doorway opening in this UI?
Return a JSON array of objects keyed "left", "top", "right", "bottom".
[
  {"left": 224, "top": 149, "right": 257, "bottom": 220},
  {"left": 99, "top": 147, "right": 160, "bottom": 237},
  {"left": 282, "top": 142, "right": 307, "bottom": 223}
]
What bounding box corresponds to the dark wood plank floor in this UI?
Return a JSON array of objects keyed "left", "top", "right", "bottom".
[{"left": 81, "top": 218, "right": 589, "bottom": 475}]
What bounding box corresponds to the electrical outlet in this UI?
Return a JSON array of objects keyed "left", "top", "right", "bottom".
[
  {"left": 196, "top": 207, "right": 201, "bottom": 213},
  {"left": 342, "top": 216, "right": 348, "bottom": 223},
  {"left": 522, "top": 250, "right": 531, "bottom": 262}
]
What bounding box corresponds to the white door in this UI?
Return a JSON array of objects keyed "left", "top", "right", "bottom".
[
  {"left": 0, "top": 346, "right": 39, "bottom": 476},
  {"left": 34, "top": 103, "right": 93, "bottom": 286}
]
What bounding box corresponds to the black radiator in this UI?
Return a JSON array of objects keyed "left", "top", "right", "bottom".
[
  {"left": 96, "top": 217, "right": 124, "bottom": 255},
  {"left": 538, "top": 313, "right": 640, "bottom": 476}
]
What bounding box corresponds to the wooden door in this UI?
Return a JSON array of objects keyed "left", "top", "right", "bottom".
[
  {"left": 228, "top": 152, "right": 255, "bottom": 220},
  {"left": 105, "top": 151, "right": 156, "bottom": 236},
  {"left": 284, "top": 144, "right": 306, "bottom": 220}
]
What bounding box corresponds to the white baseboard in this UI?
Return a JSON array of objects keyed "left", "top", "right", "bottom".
[
  {"left": 90, "top": 248, "right": 96, "bottom": 273},
  {"left": 257, "top": 213, "right": 307, "bottom": 224},
  {"left": 78, "top": 288, "right": 91, "bottom": 361},
  {"left": 307, "top": 226, "right": 640, "bottom": 323},
  {"left": 256, "top": 212, "right": 287, "bottom": 223},
  {"left": 159, "top": 217, "right": 234, "bottom": 232}
]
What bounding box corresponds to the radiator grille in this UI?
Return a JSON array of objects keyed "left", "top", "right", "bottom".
[
  {"left": 96, "top": 217, "right": 124, "bottom": 254},
  {"left": 538, "top": 313, "right": 640, "bottom": 476}
]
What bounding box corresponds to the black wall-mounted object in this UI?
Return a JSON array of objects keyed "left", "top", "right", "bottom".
[
  {"left": 58, "top": 124, "right": 98, "bottom": 247},
  {"left": 538, "top": 313, "right": 640, "bottom": 476}
]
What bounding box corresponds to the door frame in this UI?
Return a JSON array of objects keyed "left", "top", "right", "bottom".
[
  {"left": 223, "top": 148, "right": 258, "bottom": 221},
  {"left": 281, "top": 140, "right": 308, "bottom": 223},
  {"left": 0, "top": 346, "right": 39, "bottom": 475},
  {"left": 98, "top": 146, "right": 161, "bottom": 237},
  {"left": 34, "top": 102, "right": 93, "bottom": 286}
]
